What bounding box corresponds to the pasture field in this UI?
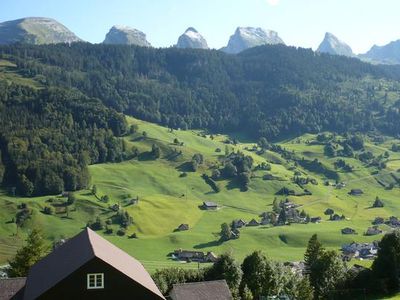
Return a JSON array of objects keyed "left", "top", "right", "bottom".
[{"left": 1, "top": 117, "right": 400, "bottom": 275}]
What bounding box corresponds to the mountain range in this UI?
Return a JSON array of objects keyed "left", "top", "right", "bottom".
[{"left": 0, "top": 17, "right": 399, "bottom": 65}]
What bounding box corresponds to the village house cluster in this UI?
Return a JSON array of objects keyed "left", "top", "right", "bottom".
[{"left": 341, "top": 241, "right": 379, "bottom": 261}]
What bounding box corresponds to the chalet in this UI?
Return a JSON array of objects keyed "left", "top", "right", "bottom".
[
  {"left": 359, "top": 248, "right": 376, "bottom": 260},
  {"left": 0, "top": 228, "right": 165, "bottom": 300},
  {"left": 247, "top": 219, "right": 260, "bottom": 227},
  {"left": 202, "top": 202, "right": 218, "bottom": 210},
  {"left": 260, "top": 216, "right": 270, "bottom": 225},
  {"left": 230, "top": 229, "right": 240, "bottom": 239},
  {"left": 365, "top": 226, "right": 382, "bottom": 236},
  {"left": 310, "top": 217, "right": 321, "bottom": 223},
  {"left": 330, "top": 214, "right": 342, "bottom": 221},
  {"left": 177, "top": 224, "right": 189, "bottom": 231},
  {"left": 205, "top": 252, "right": 219, "bottom": 263},
  {"left": 170, "top": 280, "right": 232, "bottom": 300},
  {"left": 286, "top": 208, "right": 303, "bottom": 223},
  {"left": 341, "top": 242, "right": 378, "bottom": 260},
  {"left": 173, "top": 250, "right": 205, "bottom": 262},
  {"left": 281, "top": 200, "right": 296, "bottom": 209},
  {"left": 336, "top": 182, "right": 346, "bottom": 189},
  {"left": 173, "top": 250, "right": 218, "bottom": 263},
  {"left": 387, "top": 216, "right": 400, "bottom": 227},
  {"left": 372, "top": 217, "right": 384, "bottom": 225},
  {"left": 341, "top": 227, "right": 356, "bottom": 235},
  {"left": 349, "top": 189, "right": 364, "bottom": 196},
  {"left": 232, "top": 219, "right": 247, "bottom": 229}
]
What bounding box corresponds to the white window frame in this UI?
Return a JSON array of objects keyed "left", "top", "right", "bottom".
[{"left": 87, "top": 273, "right": 104, "bottom": 289}]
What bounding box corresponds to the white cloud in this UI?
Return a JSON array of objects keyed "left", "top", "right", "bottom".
[{"left": 266, "top": 0, "right": 281, "bottom": 6}]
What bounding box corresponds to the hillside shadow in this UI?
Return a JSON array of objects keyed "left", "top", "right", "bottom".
[
  {"left": 226, "top": 178, "right": 246, "bottom": 191},
  {"left": 138, "top": 151, "right": 154, "bottom": 161},
  {"left": 132, "top": 136, "right": 145, "bottom": 142},
  {"left": 193, "top": 239, "right": 223, "bottom": 249},
  {"left": 176, "top": 162, "right": 193, "bottom": 172}
]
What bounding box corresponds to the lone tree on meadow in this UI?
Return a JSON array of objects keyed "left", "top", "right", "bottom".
[
  {"left": 373, "top": 196, "right": 384, "bottom": 208},
  {"left": 220, "top": 223, "right": 232, "bottom": 241}
]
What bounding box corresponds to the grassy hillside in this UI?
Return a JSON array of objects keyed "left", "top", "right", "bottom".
[{"left": 2, "top": 117, "right": 400, "bottom": 274}]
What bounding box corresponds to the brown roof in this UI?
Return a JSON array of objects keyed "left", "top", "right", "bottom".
[
  {"left": 0, "top": 277, "right": 26, "bottom": 300},
  {"left": 170, "top": 280, "right": 232, "bottom": 300},
  {"left": 24, "top": 228, "right": 165, "bottom": 300}
]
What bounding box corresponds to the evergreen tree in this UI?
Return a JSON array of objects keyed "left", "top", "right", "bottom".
[
  {"left": 241, "top": 251, "right": 268, "bottom": 298},
  {"left": 205, "top": 253, "right": 242, "bottom": 297},
  {"left": 91, "top": 185, "right": 97, "bottom": 195},
  {"left": 277, "top": 208, "right": 287, "bottom": 225},
  {"left": 295, "top": 276, "right": 314, "bottom": 300},
  {"left": 371, "top": 231, "right": 400, "bottom": 293},
  {"left": 311, "top": 250, "right": 346, "bottom": 299},
  {"left": 304, "top": 234, "right": 323, "bottom": 271},
  {"left": 8, "top": 229, "right": 47, "bottom": 277}
]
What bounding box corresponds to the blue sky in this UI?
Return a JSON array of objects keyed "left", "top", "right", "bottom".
[{"left": 1, "top": 0, "right": 399, "bottom": 54}]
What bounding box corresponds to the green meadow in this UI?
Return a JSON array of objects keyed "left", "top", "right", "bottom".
[{"left": 1, "top": 116, "right": 400, "bottom": 275}]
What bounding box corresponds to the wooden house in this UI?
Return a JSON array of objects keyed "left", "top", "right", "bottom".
[
  {"left": 246, "top": 219, "right": 260, "bottom": 227},
  {"left": 341, "top": 227, "right": 356, "bottom": 235},
  {"left": 365, "top": 226, "right": 382, "bottom": 236},
  {"left": 202, "top": 202, "right": 218, "bottom": 210},
  {"left": 310, "top": 217, "right": 321, "bottom": 223},
  {"left": 205, "top": 252, "right": 219, "bottom": 263},
  {"left": 349, "top": 189, "right": 364, "bottom": 196},
  {"left": 170, "top": 280, "right": 232, "bottom": 300},
  {"left": 173, "top": 250, "right": 205, "bottom": 262},
  {"left": 177, "top": 224, "right": 189, "bottom": 231},
  {"left": 8, "top": 228, "right": 165, "bottom": 300},
  {"left": 232, "top": 219, "right": 246, "bottom": 229}
]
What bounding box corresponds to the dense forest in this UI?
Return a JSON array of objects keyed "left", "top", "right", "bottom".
[
  {"left": 2, "top": 43, "right": 400, "bottom": 195},
  {"left": 2, "top": 43, "right": 400, "bottom": 138},
  {"left": 0, "top": 82, "right": 127, "bottom": 196}
]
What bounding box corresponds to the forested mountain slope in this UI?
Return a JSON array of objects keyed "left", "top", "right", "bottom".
[
  {"left": 2, "top": 43, "right": 400, "bottom": 140},
  {"left": 2, "top": 43, "right": 400, "bottom": 196},
  {"left": 0, "top": 60, "right": 127, "bottom": 196}
]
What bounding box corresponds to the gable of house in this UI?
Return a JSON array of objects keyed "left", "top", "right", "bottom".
[{"left": 23, "top": 228, "right": 165, "bottom": 300}]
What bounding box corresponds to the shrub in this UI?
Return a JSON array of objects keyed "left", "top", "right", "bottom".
[
  {"left": 117, "top": 229, "right": 126, "bottom": 236},
  {"left": 43, "top": 206, "right": 53, "bottom": 215}
]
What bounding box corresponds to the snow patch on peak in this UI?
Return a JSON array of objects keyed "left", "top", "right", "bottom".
[{"left": 222, "top": 26, "right": 284, "bottom": 54}]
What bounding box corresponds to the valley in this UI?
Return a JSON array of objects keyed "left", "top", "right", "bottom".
[{"left": 2, "top": 116, "right": 400, "bottom": 272}]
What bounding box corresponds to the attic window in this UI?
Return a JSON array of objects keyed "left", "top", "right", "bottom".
[{"left": 87, "top": 273, "right": 104, "bottom": 289}]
